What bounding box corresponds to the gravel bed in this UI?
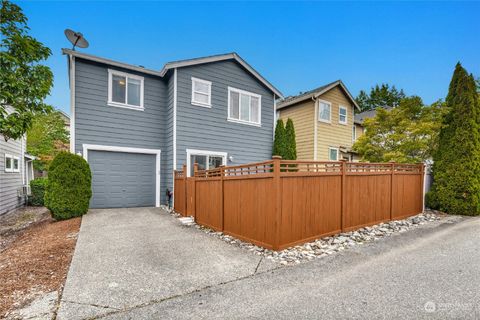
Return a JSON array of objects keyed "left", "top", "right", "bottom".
[{"left": 165, "top": 206, "right": 444, "bottom": 266}]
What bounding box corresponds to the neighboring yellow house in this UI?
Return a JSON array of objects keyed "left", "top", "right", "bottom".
[{"left": 276, "top": 80, "right": 361, "bottom": 161}]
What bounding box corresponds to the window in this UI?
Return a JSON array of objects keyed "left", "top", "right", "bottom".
[
  {"left": 339, "top": 106, "right": 348, "bottom": 125},
  {"left": 318, "top": 100, "right": 331, "bottom": 123},
  {"left": 108, "top": 69, "right": 144, "bottom": 110},
  {"left": 328, "top": 147, "right": 339, "bottom": 161},
  {"left": 228, "top": 87, "right": 261, "bottom": 125},
  {"left": 191, "top": 77, "right": 212, "bottom": 107},
  {"left": 4, "top": 154, "right": 19, "bottom": 173},
  {"left": 187, "top": 149, "right": 227, "bottom": 177},
  {"left": 352, "top": 125, "right": 356, "bottom": 142}
]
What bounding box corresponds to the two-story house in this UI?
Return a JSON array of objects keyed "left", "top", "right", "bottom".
[
  {"left": 63, "top": 49, "right": 283, "bottom": 209},
  {"left": 276, "top": 80, "right": 361, "bottom": 161}
]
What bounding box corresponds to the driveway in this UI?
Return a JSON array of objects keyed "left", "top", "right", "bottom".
[
  {"left": 58, "top": 209, "right": 480, "bottom": 320},
  {"left": 57, "top": 208, "right": 277, "bottom": 319}
]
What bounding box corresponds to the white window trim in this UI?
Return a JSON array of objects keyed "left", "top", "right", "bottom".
[
  {"left": 227, "top": 86, "right": 262, "bottom": 126},
  {"left": 186, "top": 149, "right": 227, "bottom": 177},
  {"left": 4, "top": 154, "right": 13, "bottom": 172},
  {"left": 82, "top": 144, "right": 161, "bottom": 207},
  {"left": 12, "top": 156, "right": 20, "bottom": 172},
  {"left": 318, "top": 99, "right": 332, "bottom": 124},
  {"left": 328, "top": 147, "right": 339, "bottom": 161},
  {"left": 107, "top": 69, "right": 144, "bottom": 111},
  {"left": 191, "top": 77, "right": 212, "bottom": 108},
  {"left": 339, "top": 105, "right": 348, "bottom": 125}
]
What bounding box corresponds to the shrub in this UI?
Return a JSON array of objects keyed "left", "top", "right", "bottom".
[
  {"left": 44, "top": 152, "right": 92, "bottom": 220},
  {"left": 273, "top": 119, "right": 286, "bottom": 158},
  {"left": 424, "top": 190, "right": 439, "bottom": 210},
  {"left": 29, "top": 178, "right": 47, "bottom": 206}
]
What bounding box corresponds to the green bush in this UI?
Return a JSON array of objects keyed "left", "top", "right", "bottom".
[
  {"left": 29, "top": 178, "right": 47, "bottom": 206},
  {"left": 424, "top": 190, "right": 439, "bottom": 210},
  {"left": 45, "top": 152, "right": 92, "bottom": 220}
]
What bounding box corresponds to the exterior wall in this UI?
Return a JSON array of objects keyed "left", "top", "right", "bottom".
[
  {"left": 0, "top": 134, "right": 25, "bottom": 215},
  {"left": 278, "top": 100, "right": 315, "bottom": 159},
  {"left": 315, "top": 87, "right": 356, "bottom": 160},
  {"left": 73, "top": 58, "right": 169, "bottom": 203},
  {"left": 175, "top": 60, "right": 275, "bottom": 171},
  {"left": 354, "top": 123, "right": 364, "bottom": 140}
]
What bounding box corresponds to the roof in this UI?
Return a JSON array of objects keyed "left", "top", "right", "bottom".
[
  {"left": 277, "top": 80, "right": 360, "bottom": 111},
  {"left": 62, "top": 49, "right": 283, "bottom": 98},
  {"left": 354, "top": 106, "right": 394, "bottom": 125}
]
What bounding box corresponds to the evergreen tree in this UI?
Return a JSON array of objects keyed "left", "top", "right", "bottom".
[
  {"left": 429, "top": 63, "right": 480, "bottom": 215},
  {"left": 355, "top": 83, "right": 406, "bottom": 113},
  {"left": 285, "top": 118, "right": 297, "bottom": 160},
  {"left": 273, "top": 119, "right": 286, "bottom": 158}
]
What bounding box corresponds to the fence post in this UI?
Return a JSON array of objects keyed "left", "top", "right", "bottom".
[
  {"left": 219, "top": 165, "right": 225, "bottom": 231},
  {"left": 192, "top": 163, "right": 198, "bottom": 220},
  {"left": 389, "top": 161, "right": 395, "bottom": 220},
  {"left": 182, "top": 164, "right": 187, "bottom": 216},
  {"left": 340, "top": 159, "right": 347, "bottom": 232},
  {"left": 272, "top": 155, "right": 282, "bottom": 250}
]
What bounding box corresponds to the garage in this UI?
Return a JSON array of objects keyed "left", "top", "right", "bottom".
[{"left": 85, "top": 146, "right": 160, "bottom": 208}]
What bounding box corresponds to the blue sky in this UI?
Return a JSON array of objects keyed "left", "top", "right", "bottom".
[{"left": 19, "top": 1, "right": 480, "bottom": 114}]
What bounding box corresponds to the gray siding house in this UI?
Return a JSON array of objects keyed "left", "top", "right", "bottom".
[
  {"left": 0, "top": 133, "right": 35, "bottom": 215},
  {"left": 63, "top": 49, "right": 282, "bottom": 209}
]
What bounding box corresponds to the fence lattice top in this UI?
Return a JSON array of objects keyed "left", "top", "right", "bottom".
[{"left": 179, "top": 160, "right": 424, "bottom": 179}]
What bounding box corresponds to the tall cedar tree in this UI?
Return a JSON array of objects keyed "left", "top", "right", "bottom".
[
  {"left": 430, "top": 63, "right": 480, "bottom": 215},
  {"left": 285, "top": 118, "right": 297, "bottom": 160},
  {"left": 0, "top": 0, "right": 53, "bottom": 141},
  {"left": 273, "top": 119, "right": 286, "bottom": 158}
]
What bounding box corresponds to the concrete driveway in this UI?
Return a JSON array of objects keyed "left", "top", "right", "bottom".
[
  {"left": 57, "top": 208, "right": 277, "bottom": 320},
  {"left": 59, "top": 208, "right": 480, "bottom": 320}
]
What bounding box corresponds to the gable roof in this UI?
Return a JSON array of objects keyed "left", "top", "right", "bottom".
[
  {"left": 277, "top": 80, "right": 360, "bottom": 111},
  {"left": 62, "top": 49, "right": 283, "bottom": 98}
]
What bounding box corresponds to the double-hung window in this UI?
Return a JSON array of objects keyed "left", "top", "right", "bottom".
[
  {"left": 108, "top": 69, "right": 144, "bottom": 110},
  {"left": 4, "top": 154, "right": 19, "bottom": 173},
  {"left": 191, "top": 77, "right": 212, "bottom": 107},
  {"left": 318, "top": 100, "right": 331, "bottom": 123},
  {"left": 228, "top": 87, "right": 261, "bottom": 126},
  {"left": 339, "top": 106, "right": 348, "bottom": 125}
]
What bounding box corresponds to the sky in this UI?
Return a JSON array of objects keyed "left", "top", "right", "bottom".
[{"left": 18, "top": 1, "right": 480, "bottom": 114}]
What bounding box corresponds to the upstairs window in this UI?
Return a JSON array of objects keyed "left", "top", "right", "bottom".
[
  {"left": 318, "top": 100, "right": 331, "bottom": 123},
  {"left": 108, "top": 69, "right": 144, "bottom": 110},
  {"left": 191, "top": 77, "right": 212, "bottom": 107},
  {"left": 339, "top": 106, "right": 348, "bottom": 124},
  {"left": 228, "top": 87, "right": 261, "bottom": 126}
]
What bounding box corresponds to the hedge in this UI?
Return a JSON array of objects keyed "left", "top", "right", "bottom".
[
  {"left": 29, "top": 178, "right": 47, "bottom": 206},
  {"left": 44, "top": 152, "right": 92, "bottom": 220}
]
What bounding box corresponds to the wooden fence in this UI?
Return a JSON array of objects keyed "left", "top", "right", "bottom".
[{"left": 174, "top": 157, "right": 424, "bottom": 251}]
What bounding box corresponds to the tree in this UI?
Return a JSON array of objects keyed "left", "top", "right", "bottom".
[
  {"left": 352, "top": 96, "right": 447, "bottom": 163},
  {"left": 27, "top": 111, "right": 69, "bottom": 171},
  {"left": 0, "top": 0, "right": 53, "bottom": 141},
  {"left": 284, "top": 118, "right": 297, "bottom": 160},
  {"left": 355, "top": 83, "right": 406, "bottom": 113},
  {"left": 273, "top": 119, "right": 286, "bottom": 158},
  {"left": 429, "top": 63, "right": 480, "bottom": 216}
]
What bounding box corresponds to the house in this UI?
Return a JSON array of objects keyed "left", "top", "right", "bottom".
[
  {"left": 58, "top": 109, "right": 71, "bottom": 133},
  {"left": 276, "top": 80, "right": 361, "bottom": 161},
  {"left": 63, "top": 49, "right": 283, "bottom": 209},
  {"left": 353, "top": 105, "right": 394, "bottom": 143},
  {"left": 1, "top": 127, "right": 35, "bottom": 215}
]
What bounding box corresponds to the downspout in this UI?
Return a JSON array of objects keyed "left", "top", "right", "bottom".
[
  {"left": 172, "top": 68, "right": 178, "bottom": 205},
  {"left": 68, "top": 54, "right": 76, "bottom": 154}
]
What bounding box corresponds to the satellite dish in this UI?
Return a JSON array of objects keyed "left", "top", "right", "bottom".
[{"left": 64, "top": 29, "right": 89, "bottom": 50}]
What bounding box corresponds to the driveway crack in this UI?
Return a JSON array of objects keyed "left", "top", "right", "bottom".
[
  {"left": 254, "top": 256, "right": 264, "bottom": 274},
  {"left": 61, "top": 299, "right": 121, "bottom": 311}
]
